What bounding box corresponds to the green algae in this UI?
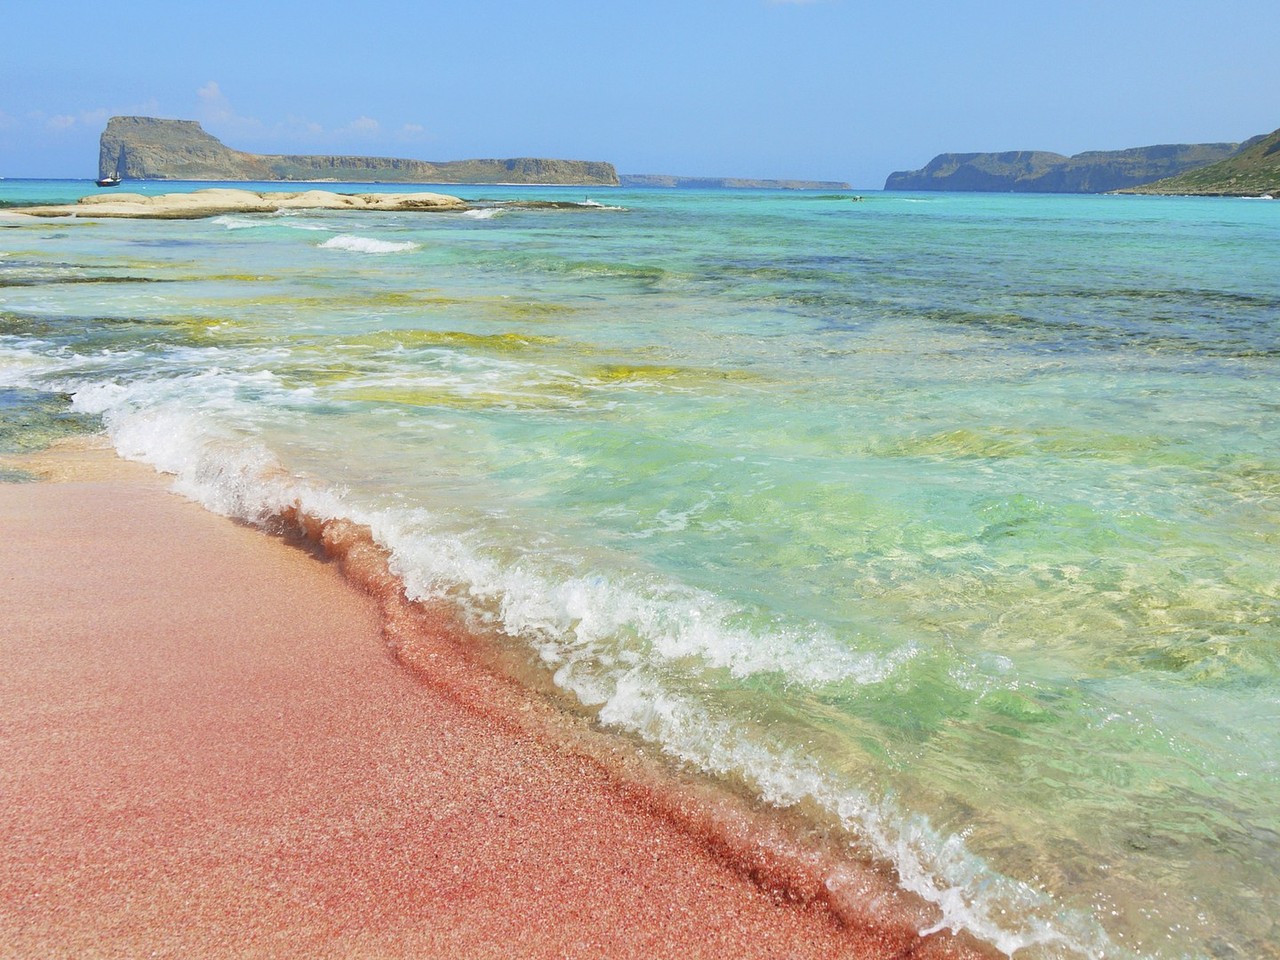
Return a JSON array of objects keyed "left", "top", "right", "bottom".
[
  {"left": 2, "top": 308, "right": 248, "bottom": 343},
  {"left": 587, "top": 363, "right": 764, "bottom": 386},
  {"left": 342, "top": 329, "right": 561, "bottom": 352},
  {"left": 870, "top": 426, "right": 1206, "bottom": 467},
  {"left": 0, "top": 273, "right": 167, "bottom": 288},
  {"left": 0, "top": 389, "right": 101, "bottom": 456},
  {"left": 345, "top": 384, "right": 582, "bottom": 410}
]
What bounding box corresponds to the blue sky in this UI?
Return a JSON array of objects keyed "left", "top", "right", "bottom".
[{"left": 3, "top": 0, "right": 1277, "bottom": 187}]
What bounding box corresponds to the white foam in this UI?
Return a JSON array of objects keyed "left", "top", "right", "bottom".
[
  {"left": 582, "top": 670, "right": 1120, "bottom": 960},
  {"left": 211, "top": 215, "right": 264, "bottom": 230},
  {"left": 319, "top": 234, "right": 420, "bottom": 254},
  {"left": 462, "top": 208, "right": 502, "bottom": 220},
  {"left": 213, "top": 214, "right": 328, "bottom": 232},
  {"left": 15, "top": 354, "right": 1121, "bottom": 960}
]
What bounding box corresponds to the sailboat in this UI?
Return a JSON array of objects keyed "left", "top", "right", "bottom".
[{"left": 96, "top": 164, "right": 122, "bottom": 187}]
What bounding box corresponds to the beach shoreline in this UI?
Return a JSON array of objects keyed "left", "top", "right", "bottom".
[{"left": 0, "top": 440, "right": 986, "bottom": 959}]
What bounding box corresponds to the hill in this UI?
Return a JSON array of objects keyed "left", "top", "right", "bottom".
[
  {"left": 98, "top": 116, "right": 619, "bottom": 186},
  {"left": 884, "top": 142, "right": 1241, "bottom": 193},
  {"left": 1120, "top": 128, "right": 1280, "bottom": 196}
]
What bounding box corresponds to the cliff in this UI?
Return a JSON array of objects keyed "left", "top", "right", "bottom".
[
  {"left": 1120, "top": 127, "right": 1280, "bottom": 196},
  {"left": 884, "top": 141, "right": 1241, "bottom": 193},
  {"left": 619, "top": 174, "right": 851, "bottom": 190},
  {"left": 98, "top": 116, "right": 619, "bottom": 186}
]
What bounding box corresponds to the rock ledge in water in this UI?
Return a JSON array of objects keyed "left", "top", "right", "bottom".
[{"left": 10, "top": 188, "right": 468, "bottom": 220}]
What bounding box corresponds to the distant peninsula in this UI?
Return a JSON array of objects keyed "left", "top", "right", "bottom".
[
  {"left": 1119, "top": 127, "right": 1279, "bottom": 196},
  {"left": 884, "top": 141, "right": 1243, "bottom": 194},
  {"left": 99, "top": 116, "right": 619, "bottom": 186},
  {"left": 619, "top": 174, "right": 851, "bottom": 191}
]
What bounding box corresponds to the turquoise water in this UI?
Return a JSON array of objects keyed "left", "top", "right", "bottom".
[{"left": 2, "top": 180, "right": 1277, "bottom": 958}]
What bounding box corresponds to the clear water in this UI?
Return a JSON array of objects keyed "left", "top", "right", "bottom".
[{"left": 3, "top": 180, "right": 1278, "bottom": 958}]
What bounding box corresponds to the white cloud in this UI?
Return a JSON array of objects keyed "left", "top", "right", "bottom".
[
  {"left": 196, "top": 80, "right": 231, "bottom": 122},
  {"left": 194, "top": 81, "right": 264, "bottom": 138},
  {"left": 183, "top": 84, "right": 426, "bottom": 153},
  {"left": 77, "top": 107, "right": 112, "bottom": 128},
  {"left": 35, "top": 100, "right": 162, "bottom": 135},
  {"left": 338, "top": 116, "right": 381, "bottom": 137}
]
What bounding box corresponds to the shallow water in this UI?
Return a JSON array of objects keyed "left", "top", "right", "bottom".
[{"left": 3, "top": 179, "right": 1278, "bottom": 958}]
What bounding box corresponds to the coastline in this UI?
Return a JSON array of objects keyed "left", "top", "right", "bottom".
[{"left": 0, "top": 440, "right": 987, "bottom": 959}]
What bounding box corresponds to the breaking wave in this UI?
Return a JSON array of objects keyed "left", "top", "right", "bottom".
[
  {"left": 319, "top": 234, "right": 420, "bottom": 254},
  {"left": 15, "top": 362, "right": 1121, "bottom": 960}
]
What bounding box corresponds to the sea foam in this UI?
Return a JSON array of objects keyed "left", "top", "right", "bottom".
[
  {"left": 319, "top": 234, "right": 420, "bottom": 254},
  {"left": 14, "top": 351, "right": 1127, "bottom": 960},
  {"left": 212, "top": 214, "right": 327, "bottom": 231},
  {"left": 74, "top": 388, "right": 1112, "bottom": 958}
]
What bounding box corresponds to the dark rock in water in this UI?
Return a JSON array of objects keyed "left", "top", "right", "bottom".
[
  {"left": 98, "top": 116, "right": 619, "bottom": 186},
  {"left": 884, "top": 141, "right": 1243, "bottom": 193}
]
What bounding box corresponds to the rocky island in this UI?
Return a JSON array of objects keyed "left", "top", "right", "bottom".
[
  {"left": 885, "top": 141, "right": 1243, "bottom": 193},
  {"left": 98, "top": 116, "right": 619, "bottom": 186}
]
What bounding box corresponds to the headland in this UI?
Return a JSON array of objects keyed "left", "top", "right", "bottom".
[
  {"left": 884, "top": 140, "right": 1246, "bottom": 193},
  {"left": 1118, "top": 125, "right": 1280, "bottom": 196},
  {"left": 99, "top": 115, "right": 620, "bottom": 186}
]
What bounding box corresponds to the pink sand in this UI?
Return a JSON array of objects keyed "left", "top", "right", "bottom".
[{"left": 0, "top": 452, "right": 984, "bottom": 958}]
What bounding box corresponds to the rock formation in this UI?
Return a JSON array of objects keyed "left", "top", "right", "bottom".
[
  {"left": 13, "top": 188, "right": 468, "bottom": 219},
  {"left": 98, "top": 117, "right": 619, "bottom": 186},
  {"left": 884, "top": 142, "right": 1242, "bottom": 193}
]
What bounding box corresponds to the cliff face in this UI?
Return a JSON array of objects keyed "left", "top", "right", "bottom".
[
  {"left": 1121, "top": 128, "right": 1280, "bottom": 196},
  {"left": 884, "top": 142, "right": 1241, "bottom": 193},
  {"left": 99, "top": 117, "right": 619, "bottom": 186}
]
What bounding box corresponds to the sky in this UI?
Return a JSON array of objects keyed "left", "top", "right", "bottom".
[{"left": 2, "top": 0, "right": 1277, "bottom": 188}]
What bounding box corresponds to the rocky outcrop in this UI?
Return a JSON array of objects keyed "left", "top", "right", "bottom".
[
  {"left": 620, "top": 174, "right": 852, "bottom": 190},
  {"left": 98, "top": 117, "right": 619, "bottom": 186},
  {"left": 15, "top": 188, "right": 468, "bottom": 219},
  {"left": 884, "top": 142, "right": 1242, "bottom": 193},
  {"left": 1120, "top": 128, "right": 1279, "bottom": 196}
]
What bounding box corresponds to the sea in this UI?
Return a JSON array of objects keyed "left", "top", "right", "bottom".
[{"left": 2, "top": 179, "right": 1277, "bottom": 959}]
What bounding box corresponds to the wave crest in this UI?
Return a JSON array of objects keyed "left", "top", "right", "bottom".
[{"left": 319, "top": 235, "right": 420, "bottom": 254}]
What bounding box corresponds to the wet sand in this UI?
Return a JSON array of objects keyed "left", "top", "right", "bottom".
[{"left": 0, "top": 445, "right": 983, "bottom": 958}]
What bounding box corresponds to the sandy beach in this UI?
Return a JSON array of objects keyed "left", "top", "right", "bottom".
[{"left": 0, "top": 444, "right": 983, "bottom": 959}]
